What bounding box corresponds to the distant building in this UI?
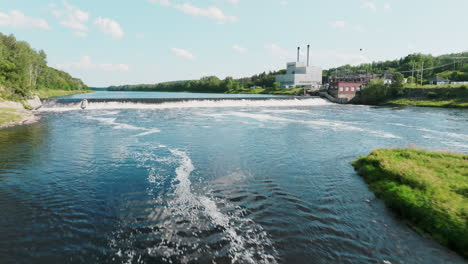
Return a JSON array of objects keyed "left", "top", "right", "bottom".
[
  {"left": 275, "top": 46, "right": 322, "bottom": 89},
  {"left": 328, "top": 81, "right": 363, "bottom": 101},
  {"left": 428, "top": 76, "right": 450, "bottom": 85}
]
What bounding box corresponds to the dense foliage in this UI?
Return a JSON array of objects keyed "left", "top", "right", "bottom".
[
  {"left": 108, "top": 70, "right": 286, "bottom": 93},
  {"left": 352, "top": 149, "right": 468, "bottom": 258},
  {"left": 360, "top": 73, "right": 405, "bottom": 104},
  {"left": 326, "top": 52, "right": 468, "bottom": 84},
  {"left": 0, "top": 33, "right": 87, "bottom": 100}
]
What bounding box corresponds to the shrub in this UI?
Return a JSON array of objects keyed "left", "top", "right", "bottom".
[{"left": 427, "top": 92, "right": 438, "bottom": 98}]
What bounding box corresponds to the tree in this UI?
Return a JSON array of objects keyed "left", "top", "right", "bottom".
[
  {"left": 361, "top": 79, "right": 389, "bottom": 104},
  {"left": 272, "top": 82, "right": 281, "bottom": 90},
  {"left": 390, "top": 72, "right": 405, "bottom": 96}
]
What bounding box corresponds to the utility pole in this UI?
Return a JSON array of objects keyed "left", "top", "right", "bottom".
[{"left": 420, "top": 61, "right": 424, "bottom": 86}]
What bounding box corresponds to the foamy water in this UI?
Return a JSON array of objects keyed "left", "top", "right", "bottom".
[{"left": 39, "top": 98, "right": 333, "bottom": 112}]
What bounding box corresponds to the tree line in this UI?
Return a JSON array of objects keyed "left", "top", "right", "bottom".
[
  {"left": 0, "top": 33, "right": 88, "bottom": 100},
  {"left": 108, "top": 70, "right": 286, "bottom": 93},
  {"left": 325, "top": 52, "right": 468, "bottom": 84}
]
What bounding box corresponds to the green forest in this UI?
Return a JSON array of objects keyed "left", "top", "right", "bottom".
[
  {"left": 0, "top": 33, "right": 88, "bottom": 101},
  {"left": 107, "top": 70, "right": 286, "bottom": 93},
  {"left": 326, "top": 52, "right": 468, "bottom": 83}
]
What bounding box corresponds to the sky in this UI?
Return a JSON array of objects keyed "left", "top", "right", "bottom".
[{"left": 1, "top": 0, "right": 467, "bottom": 87}]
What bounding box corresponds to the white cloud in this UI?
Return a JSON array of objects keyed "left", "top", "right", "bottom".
[
  {"left": 56, "top": 56, "right": 130, "bottom": 72},
  {"left": 149, "top": 0, "right": 171, "bottom": 6},
  {"left": 329, "top": 20, "right": 365, "bottom": 32},
  {"left": 361, "top": 1, "right": 377, "bottom": 11},
  {"left": 265, "top": 44, "right": 294, "bottom": 60},
  {"left": 0, "top": 10, "right": 50, "bottom": 30},
  {"left": 330, "top": 20, "right": 346, "bottom": 28},
  {"left": 51, "top": 2, "right": 89, "bottom": 36},
  {"left": 384, "top": 3, "right": 392, "bottom": 10},
  {"left": 171, "top": 48, "right": 196, "bottom": 60},
  {"left": 94, "top": 17, "right": 124, "bottom": 38},
  {"left": 232, "top": 44, "right": 246, "bottom": 53},
  {"left": 149, "top": 1, "right": 237, "bottom": 24},
  {"left": 227, "top": 0, "right": 240, "bottom": 4},
  {"left": 73, "top": 31, "right": 87, "bottom": 38}
]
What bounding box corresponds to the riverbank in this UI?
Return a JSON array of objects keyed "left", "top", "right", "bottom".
[
  {"left": 382, "top": 85, "right": 468, "bottom": 108},
  {"left": 0, "top": 89, "right": 92, "bottom": 128},
  {"left": 352, "top": 149, "right": 468, "bottom": 258},
  {"left": 0, "top": 101, "right": 39, "bottom": 129},
  {"left": 33, "top": 89, "right": 94, "bottom": 99}
]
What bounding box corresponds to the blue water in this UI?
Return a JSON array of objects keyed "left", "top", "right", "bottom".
[{"left": 0, "top": 92, "right": 467, "bottom": 263}]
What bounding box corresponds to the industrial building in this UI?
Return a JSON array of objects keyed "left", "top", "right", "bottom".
[{"left": 275, "top": 45, "right": 322, "bottom": 89}]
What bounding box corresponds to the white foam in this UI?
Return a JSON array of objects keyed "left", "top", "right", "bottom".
[
  {"left": 168, "top": 149, "right": 278, "bottom": 264},
  {"left": 39, "top": 98, "right": 333, "bottom": 112},
  {"left": 418, "top": 128, "right": 468, "bottom": 141},
  {"left": 226, "top": 112, "right": 401, "bottom": 139},
  {"left": 87, "top": 116, "right": 161, "bottom": 136}
]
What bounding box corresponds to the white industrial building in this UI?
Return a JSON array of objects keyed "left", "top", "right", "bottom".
[{"left": 275, "top": 45, "right": 322, "bottom": 89}]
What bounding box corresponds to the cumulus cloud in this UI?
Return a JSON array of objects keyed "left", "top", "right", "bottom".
[
  {"left": 265, "top": 44, "right": 294, "bottom": 60},
  {"left": 171, "top": 48, "right": 196, "bottom": 60},
  {"left": 51, "top": 2, "right": 89, "bottom": 36},
  {"left": 232, "top": 44, "right": 246, "bottom": 53},
  {"left": 330, "top": 20, "right": 346, "bottom": 28},
  {"left": 330, "top": 20, "right": 365, "bottom": 32},
  {"left": 0, "top": 10, "right": 50, "bottom": 30},
  {"left": 94, "top": 17, "right": 124, "bottom": 38},
  {"left": 56, "top": 56, "right": 130, "bottom": 72},
  {"left": 361, "top": 1, "right": 377, "bottom": 11},
  {"left": 149, "top": 0, "right": 237, "bottom": 24}
]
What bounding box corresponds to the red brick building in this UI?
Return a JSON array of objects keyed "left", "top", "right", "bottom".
[{"left": 328, "top": 81, "right": 363, "bottom": 101}]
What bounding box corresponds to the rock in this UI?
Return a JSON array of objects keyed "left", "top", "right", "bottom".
[
  {"left": 24, "top": 95, "right": 42, "bottom": 110},
  {"left": 0, "top": 100, "right": 24, "bottom": 109}
]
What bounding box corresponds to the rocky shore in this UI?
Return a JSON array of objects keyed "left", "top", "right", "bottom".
[{"left": 0, "top": 96, "right": 42, "bottom": 129}]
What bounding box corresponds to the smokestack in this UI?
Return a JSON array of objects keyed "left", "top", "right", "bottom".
[
  {"left": 297, "top": 47, "right": 300, "bottom": 62},
  {"left": 307, "top": 45, "right": 310, "bottom": 67}
]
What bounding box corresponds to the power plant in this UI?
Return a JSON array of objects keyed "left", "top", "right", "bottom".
[{"left": 275, "top": 45, "right": 322, "bottom": 89}]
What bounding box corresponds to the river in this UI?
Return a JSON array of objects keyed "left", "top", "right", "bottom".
[{"left": 0, "top": 91, "right": 467, "bottom": 263}]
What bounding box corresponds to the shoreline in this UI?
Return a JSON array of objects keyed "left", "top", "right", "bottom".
[
  {"left": 352, "top": 149, "right": 468, "bottom": 258},
  {"left": 0, "top": 101, "right": 40, "bottom": 129},
  {"left": 0, "top": 89, "right": 92, "bottom": 129}
]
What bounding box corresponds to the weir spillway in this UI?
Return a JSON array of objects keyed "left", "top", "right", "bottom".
[
  {"left": 42, "top": 96, "right": 320, "bottom": 104},
  {"left": 39, "top": 96, "right": 332, "bottom": 111}
]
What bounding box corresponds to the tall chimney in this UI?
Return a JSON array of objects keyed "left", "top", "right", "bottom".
[
  {"left": 307, "top": 45, "right": 310, "bottom": 67},
  {"left": 297, "top": 47, "right": 300, "bottom": 62}
]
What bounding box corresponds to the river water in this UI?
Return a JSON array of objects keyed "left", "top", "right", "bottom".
[{"left": 0, "top": 92, "right": 467, "bottom": 263}]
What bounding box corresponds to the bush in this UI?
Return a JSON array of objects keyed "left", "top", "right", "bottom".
[
  {"left": 427, "top": 92, "right": 438, "bottom": 98},
  {"left": 360, "top": 79, "right": 389, "bottom": 104}
]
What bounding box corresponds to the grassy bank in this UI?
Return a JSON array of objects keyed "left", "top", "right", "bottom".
[
  {"left": 0, "top": 107, "right": 23, "bottom": 126},
  {"left": 385, "top": 85, "right": 468, "bottom": 108},
  {"left": 352, "top": 149, "right": 468, "bottom": 257},
  {"left": 33, "top": 89, "right": 93, "bottom": 99}
]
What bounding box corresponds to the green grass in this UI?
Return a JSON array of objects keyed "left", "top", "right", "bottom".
[
  {"left": 352, "top": 149, "right": 468, "bottom": 258},
  {"left": 383, "top": 85, "right": 468, "bottom": 108},
  {"left": 387, "top": 98, "right": 468, "bottom": 108},
  {"left": 0, "top": 107, "right": 23, "bottom": 126},
  {"left": 404, "top": 84, "right": 468, "bottom": 89},
  {"left": 33, "top": 89, "right": 93, "bottom": 99}
]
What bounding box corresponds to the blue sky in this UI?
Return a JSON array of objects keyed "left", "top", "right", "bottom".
[{"left": 1, "top": 0, "right": 467, "bottom": 87}]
